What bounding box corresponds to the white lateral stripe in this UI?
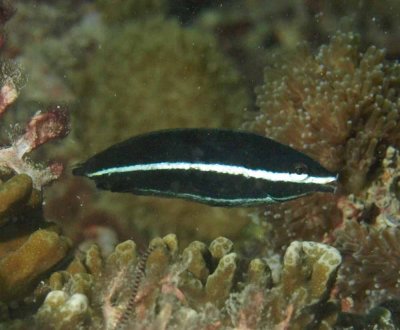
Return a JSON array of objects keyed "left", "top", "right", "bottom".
[
  {"left": 134, "top": 187, "right": 275, "bottom": 205},
  {"left": 88, "top": 162, "right": 336, "bottom": 185}
]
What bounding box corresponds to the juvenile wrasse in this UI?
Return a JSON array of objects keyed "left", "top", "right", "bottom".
[{"left": 73, "top": 128, "right": 337, "bottom": 206}]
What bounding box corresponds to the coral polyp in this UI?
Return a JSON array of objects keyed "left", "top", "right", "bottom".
[{"left": 248, "top": 32, "right": 400, "bottom": 193}]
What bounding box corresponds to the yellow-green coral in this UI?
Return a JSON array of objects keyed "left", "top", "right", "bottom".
[
  {"left": 265, "top": 241, "right": 341, "bottom": 329},
  {"left": 0, "top": 228, "right": 71, "bottom": 302},
  {"left": 204, "top": 252, "right": 237, "bottom": 308},
  {"left": 0, "top": 174, "right": 38, "bottom": 227},
  {"left": 14, "top": 235, "right": 343, "bottom": 329}
]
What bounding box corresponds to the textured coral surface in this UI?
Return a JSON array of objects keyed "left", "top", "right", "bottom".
[
  {"left": 248, "top": 32, "right": 400, "bottom": 193},
  {"left": 2, "top": 236, "right": 342, "bottom": 329}
]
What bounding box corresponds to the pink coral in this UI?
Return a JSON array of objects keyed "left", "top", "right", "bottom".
[
  {"left": 0, "top": 78, "right": 17, "bottom": 116},
  {"left": 0, "top": 79, "right": 69, "bottom": 189}
]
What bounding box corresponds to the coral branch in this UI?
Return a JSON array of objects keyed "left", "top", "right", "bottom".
[
  {"left": 0, "top": 107, "right": 69, "bottom": 189},
  {"left": 0, "top": 78, "right": 17, "bottom": 117},
  {"left": 14, "top": 107, "right": 69, "bottom": 157},
  {"left": 114, "top": 245, "right": 154, "bottom": 330}
]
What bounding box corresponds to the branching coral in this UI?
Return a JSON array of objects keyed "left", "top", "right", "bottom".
[
  {"left": 247, "top": 31, "right": 400, "bottom": 194},
  {"left": 103, "top": 243, "right": 154, "bottom": 330},
  {"left": 226, "top": 241, "right": 342, "bottom": 330},
  {"left": 0, "top": 21, "right": 72, "bottom": 317},
  {"left": 0, "top": 72, "right": 69, "bottom": 189},
  {"left": 0, "top": 93, "right": 72, "bottom": 304},
  {"left": 0, "top": 108, "right": 69, "bottom": 188},
  {"left": 13, "top": 235, "right": 343, "bottom": 329}
]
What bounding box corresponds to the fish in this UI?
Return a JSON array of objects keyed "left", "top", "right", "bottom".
[{"left": 72, "top": 128, "right": 337, "bottom": 207}]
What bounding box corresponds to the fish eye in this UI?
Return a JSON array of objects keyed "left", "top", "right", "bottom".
[{"left": 294, "top": 162, "right": 308, "bottom": 175}]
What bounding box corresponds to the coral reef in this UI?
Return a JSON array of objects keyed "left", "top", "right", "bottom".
[
  {"left": 0, "top": 99, "right": 71, "bottom": 305},
  {"left": 248, "top": 31, "right": 400, "bottom": 193},
  {"left": 0, "top": 235, "right": 343, "bottom": 329},
  {"left": 226, "top": 240, "right": 341, "bottom": 329},
  {"left": 36, "top": 291, "right": 91, "bottom": 330},
  {"left": 0, "top": 23, "right": 71, "bottom": 316},
  {"left": 3, "top": 2, "right": 400, "bottom": 328},
  {"left": 243, "top": 30, "right": 400, "bottom": 322},
  {"left": 0, "top": 67, "right": 69, "bottom": 189},
  {"left": 334, "top": 146, "right": 400, "bottom": 312},
  {"left": 197, "top": 0, "right": 400, "bottom": 95},
  {"left": 242, "top": 31, "right": 400, "bottom": 261},
  {"left": 253, "top": 193, "right": 340, "bottom": 252},
  {"left": 7, "top": 1, "right": 252, "bottom": 247}
]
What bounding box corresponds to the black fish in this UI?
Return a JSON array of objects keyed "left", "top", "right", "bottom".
[{"left": 73, "top": 128, "right": 337, "bottom": 206}]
